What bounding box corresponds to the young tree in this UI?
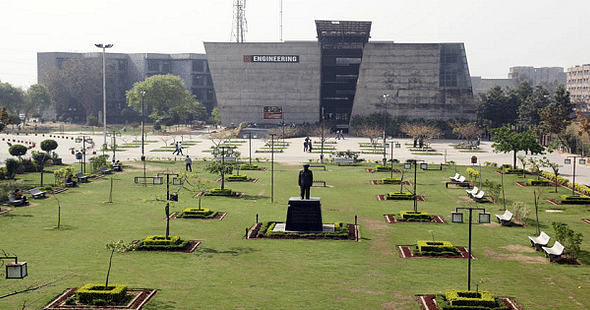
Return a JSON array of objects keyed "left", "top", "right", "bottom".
[
  {"left": 25, "top": 84, "right": 53, "bottom": 118},
  {"left": 40, "top": 139, "right": 59, "bottom": 158},
  {"left": 491, "top": 126, "right": 544, "bottom": 168},
  {"left": 0, "top": 81, "right": 25, "bottom": 114},
  {"left": 450, "top": 121, "right": 483, "bottom": 147},
  {"left": 9, "top": 144, "right": 28, "bottom": 160},
  {"left": 104, "top": 240, "right": 131, "bottom": 290},
  {"left": 400, "top": 122, "right": 441, "bottom": 148}
]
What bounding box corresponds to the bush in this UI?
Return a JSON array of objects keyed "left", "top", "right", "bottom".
[
  {"left": 503, "top": 168, "right": 524, "bottom": 174},
  {"left": 552, "top": 222, "right": 583, "bottom": 260},
  {"left": 135, "top": 235, "right": 190, "bottom": 251},
  {"left": 206, "top": 188, "right": 235, "bottom": 196},
  {"left": 76, "top": 284, "right": 127, "bottom": 305},
  {"left": 444, "top": 290, "right": 496, "bottom": 308},
  {"left": 240, "top": 163, "right": 259, "bottom": 170},
  {"left": 20, "top": 159, "right": 37, "bottom": 172},
  {"left": 258, "top": 222, "right": 349, "bottom": 239},
  {"left": 0, "top": 180, "right": 25, "bottom": 201},
  {"left": 526, "top": 179, "right": 551, "bottom": 186},
  {"left": 399, "top": 211, "right": 431, "bottom": 221},
  {"left": 4, "top": 158, "right": 19, "bottom": 178},
  {"left": 375, "top": 165, "right": 391, "bottom": 172},
  {"left": 86, "top": 116, "right": 99, "bottom": 126},
  {"left": 8, "top": 144, "right": 28, "bottom": 158},
  {"left": 177, "top": 208, "right": 217, "bottom": 219},
  {"left": 560, "top": 194, "right": 590, "bottom": 204},
  {"left": 381, "top": 177, "right": 401, "bottom": 184},
  {"left": 226, "top": 174, "right": 249, "bottom": 182},
  {"left": 416, "top": 240, "right": 458, "bottom": 256},
  {"left": 89, "top": 154, "right": 109, "bottom": 173},
  {"left": 386, "top": 192, "right": 414, "bottom": 200}
]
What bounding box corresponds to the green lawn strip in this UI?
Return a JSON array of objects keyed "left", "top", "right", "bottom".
[{"left": 1, "top": 161, "right": 589, "bottom": 309}]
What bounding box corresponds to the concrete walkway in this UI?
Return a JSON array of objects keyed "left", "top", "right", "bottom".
[{"left": 1, "top": 129, "right": 589, "bottom": 186}]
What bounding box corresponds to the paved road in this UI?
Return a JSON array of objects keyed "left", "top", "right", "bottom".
[{"left": 1, "top": 129, "right": 589, "bottom": 186}]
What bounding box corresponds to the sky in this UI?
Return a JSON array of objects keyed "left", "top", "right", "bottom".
[{"left": 1, "top": 0, "right": 589, "bottom": 89}]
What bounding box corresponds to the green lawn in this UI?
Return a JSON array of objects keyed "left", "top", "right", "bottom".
[{"left": 1, "top": 161, "right": 589, "bottom": 309}]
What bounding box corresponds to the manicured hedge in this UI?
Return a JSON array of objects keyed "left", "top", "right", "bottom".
[
  {"left": 226, "top": 174, "right": 249, "bottom": 181},
  {"left": 503, "top": 168, "right": 524, "bottom": 174},
  {"left": 386, "top": 192, "right": 414, "bottom": 200},
  {"left": 257, "top": 221, "right": 349, "bottom": 239},
  {"left": 374, "top": 165, "right": 392, "bottom": 172},
  {"left": 444, "top": 290, "right": 498, "bottom": 309},
  {"left": 206, "top": 188, "right": 235, "bottom": 196},
  {"left": 136, "top": 235, "right": 190, "bottom": 251},
  {"left": 177, "top": 208, "right": 218, "bottom": 218},
  {"left": 560, "top": 194, "right": 590, "bottom": 204},
  {"left": 416, "top": 240, "right": 459, "bottom": 256},
  {"left": 76, "top": 283, "right": 128, "bottom": 305},
  {"left": 399, "top": 211, "right": 431, "bottom": 221},
  {"left": 240, "top": 163, "right": 259, "bottom": 170},
  {"left": 382, "top": 177, "right": 401, "bottom": 184},
  {"left": 526, "top": 179, "right": 551, "bottom": 186},
  {"left": 435, "top": 293, "right": 509, "bottom": 310}
]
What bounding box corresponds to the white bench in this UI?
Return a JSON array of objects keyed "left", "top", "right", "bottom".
[
  {"left": 449, "top": 173, "right": 460, "bottom": 181},
  {"left": 334, "top": 158, "right": 355, "bottom": 165},
  {"left": 466, "top": 186, "right": 479, "bottom": 197},
  {"left": 495, "top": 210, "right": 513, "bottom": 225},
  {"left": 472, "top": 190, "right": 486, "bottom": 202},
  {"left": 528, "top": 231, "right": 550, "bottom": 251},
  {"left": 542, "top": 241, "right": 565, "bottom": 262}
]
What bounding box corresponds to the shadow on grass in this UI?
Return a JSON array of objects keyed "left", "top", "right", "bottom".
[
  {"left": 3, "top": 213, "right": 34, "bottom": 217},
  {"left": 194, "top": 247, "right": 258, "bottom": 257},
  {"left": 576, "top": 250, "right": 590, "bottom": 265}
]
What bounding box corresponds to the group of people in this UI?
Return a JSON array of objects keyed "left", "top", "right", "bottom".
[
  {"left": 335, "top": 130, "right": 345, "bottom": 140},
  {"left": 172, "top": 142, "right": 183, "bottom": 156},
  {"left": 303, "top": 137, "right": 313, "bottom": 152}
]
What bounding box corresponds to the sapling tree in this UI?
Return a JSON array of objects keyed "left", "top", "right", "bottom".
[
  {"left": 527, "top": 157, "right": 547, "bottom": 180},
  {"left": 551, "top": 222, "right": 583, "bottom": 260},
  {"left": 542, "top": 159, "right": 561, "bottom": 193},
  {"left": 104, "top": 240, "right": 130, "bottom": 290},
  {"left": 517, "top": 155, "right": 527, "bottom": 178}
]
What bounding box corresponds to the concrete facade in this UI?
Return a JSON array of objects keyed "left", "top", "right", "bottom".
[
  {"left": 567, "top": 64, "right": 590, "bottom": 111},
  {"left": 508, "top": 66, "right": 566, "bottom": 87},
  {"left": 204, "top": 42, "right": 321, "bottom": 126}
]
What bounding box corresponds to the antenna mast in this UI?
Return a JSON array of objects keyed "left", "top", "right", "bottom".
[
  {"left": 280, "top": 0, "right": 283, "bottom": 42},
  {"left": 231, "top": 0, "right": 247, "bottom": 43}
]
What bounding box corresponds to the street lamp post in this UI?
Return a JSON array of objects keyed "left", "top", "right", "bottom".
[
  {"left": 564, "top": 156, "right": 586, "bottom": 195},
  {"left": 159, "top": 172, "right": 178, "bottom": 240},
  {"left": 390, "top": 141, "right": 400, "bottom": 178},
  {"left": 0, "top": 250, "right": 27, "bottom": 280},
  {"left": 451, "top": 206, "right": 491, "bottom": 291},
  {"left": 75, "top": 136, "right": 93, "bottom": 173},
  {"left": 404, "top": 159, "right": 425, "bottom": 213},
  {"left": 382, "top": 94, "right": 390, "bottom": 166},
  {"left": 107, "top": 130, "right": 121, "bottom": 162},
  {"left": 140, "top": 91, "right": 147, "bottom": 186},
  {"left": 95, "top": 43, "right": 113, "bottom": 151}
]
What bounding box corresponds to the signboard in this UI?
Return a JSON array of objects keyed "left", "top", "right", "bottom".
[
  {"left": 264, "top": 106, "right": 283, "bottom": 119},
  {"left": 244, "top": 55, "right": 299, "bottom": 63}
]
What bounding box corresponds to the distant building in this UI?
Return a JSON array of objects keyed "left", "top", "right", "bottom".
[
  {"left": 567, "top": 64, "right": 590, "bottom": 111},
  {"left": 508, "top": 66, "right": 566, "bottom": 87},
  {"left": 37, "top": 52, "right": 216, "bottom": 123},
  {"left": 205, "top": 20, "right": 476, "bottom": 128},
  {"left": 470, "top": 76, "right": 514, "bottom": 97}
]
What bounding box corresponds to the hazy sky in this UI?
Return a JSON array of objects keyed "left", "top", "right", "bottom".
[{"left": 1, "top": 0, "right": 589, "bottom": 89}]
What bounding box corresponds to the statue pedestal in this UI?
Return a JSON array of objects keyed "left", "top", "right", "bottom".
[{"left": 285, "top": 197, "right": 323, "bottom": 232}]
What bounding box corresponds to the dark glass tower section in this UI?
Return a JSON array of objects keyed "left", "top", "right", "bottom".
[{"left": 316, "top": 20, "right": 371, "bottom": 126}]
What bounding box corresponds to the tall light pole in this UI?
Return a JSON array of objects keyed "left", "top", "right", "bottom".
[
  {"left": 269, "top": 133, "right": 277, "bottom": 203},
  {"left": 404, "top": 159, "right": 425, "bottom": 213},
  {"left": 382, "top": 94, "right": 390, "bottom": 166},
  {"left": 564, "top": 156, "right": 586, "bottom": 195},
  {"left": 140, "top": 91, "right": 147, "bottom": 186},
  {"left": 95, "top": 43, "right": 113, "bottom": 151}
]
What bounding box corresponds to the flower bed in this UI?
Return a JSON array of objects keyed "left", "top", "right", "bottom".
[
  {"left": 560, "top": 194, "right": 590, "bottom": 204},
  {"left": 386, "top": 192, "right": 415, "bottom": 200},
  {"left": 176, "top": 208, "right": 218, "bottom": 219}
]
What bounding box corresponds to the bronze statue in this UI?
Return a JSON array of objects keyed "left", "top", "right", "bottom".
[{"left": 298, "top": 164, "right": 313, "bottom": 199}]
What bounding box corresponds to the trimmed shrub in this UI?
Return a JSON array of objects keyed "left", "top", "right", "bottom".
[
  {"left": 417, "top": 240, "right": 458, "bottom": 256},
  {"left": 386, "top": 192, "right": 414, "bottom": 200},
  {"left": 399, "top": 211, "right": 431, "bottom": 222},
  {"left": 226, "top": 174, "right": 249, "bottom": 182},
  {"left": 135, "top": 235, "right": 189, "bottom": 251},
  {"left": 206, "top": 188, "right": 235, "bottom": 196},
  {"left": 526, "top": 179, "right": 551, "bottom": 186},
  {"left": 177, "top": 208, "right": 217, "bottom": 219},
  {"left": 560, "top": 195, "right": 590, "bottom": 204},
  {"left": 381, "top": 177, "right": 401, "bottom": 184},
  {"left": 76, "top": 283, "right": 127, "bottom": 305},
  {"left": 503, "top": 168, "right": 524, "bottom": 174},
  {"left": 374, "top": 165, "right": 391, "bottom": 172},
  {"left": 444, "top": 290, "right": 496, "bottom": 308},
  {"left": 240, "top": 163, "right": 259, "bottom": 170},
  {"left": 258, "top": 222, "right": 349, "bottom": 239}
]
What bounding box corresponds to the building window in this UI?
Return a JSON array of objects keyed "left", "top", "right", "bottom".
[
  {"left": 193, "top": 59, "right": 205, "bottom": 72},
  {"left": 148, "top": 60, "right": 160, "bottom": 72}
]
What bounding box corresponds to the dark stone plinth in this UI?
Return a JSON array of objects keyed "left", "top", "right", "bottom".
[{"left": 285, "top": 197, "right": 323, "bottom": 232}]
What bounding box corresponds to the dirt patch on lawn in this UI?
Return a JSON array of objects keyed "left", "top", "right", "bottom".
[
  {"left": 363, "top": 217, "right": 396, "bottom": 256},
  {"left": 482, "top": 246, "right": 548, "bottom": 265},
  {"left": 382, "top": 292, "right": 415, "bottom": 310}
]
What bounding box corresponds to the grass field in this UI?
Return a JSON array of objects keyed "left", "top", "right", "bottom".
[{"left": 1, "top": 160, "right": 589, "bottom": 309}]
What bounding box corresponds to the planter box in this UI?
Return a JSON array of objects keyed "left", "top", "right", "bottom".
[
  {"left": 527, "top": 179, "right": 551, "bottom": 186},
  {"left": 560, "top": 194, "right": 590, "bottom": 204},
  {"left": 76, "top": 283, "right": 128, "bottom": 304},
  {"left": 386, "top": 192, "right": 414, "bottom": 200},
  {"left": 382, "top": 177, "right": 402, "bottom": 184},
  {"left": 400, "top": 211, "right": 431, "bottom": 221}
]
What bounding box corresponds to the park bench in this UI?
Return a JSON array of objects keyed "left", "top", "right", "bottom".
[
  {"left": 333, "top": 158, "right": 355, "bottom": 166},
  {"left": 449, "top": 173, "right": 460, "bottom": 181},
  {"left": 63, "top": 178, "right": 76, "bottom": 187},
  {"left": 542, "top": 241, "right": 565, "bottom": 262},
  {"left": 495, "top": 210, "right": 513, "bottom": 225},
  {"left": 466, "top": 186, "right": 479, "bottom": 197},
  {"left": 472, "top": 190, "right": 486, "bottom": 202},
  {"left": 420, "top": 163, "right": 443, "bottom": 171},
  {"left": 76, "top": 172, "right": 89, "bottom": 183},
  {"left": 100, "top": 167, "right": 112, "bottom": 174},
  {"left": 309, "top": 164, "right": 326, "bottom": 171},
  {"left": 528, "top": 231, "right": 551, "bottom": 251},
  {"left": 29, "top": 187, "right": 47, "bottom": 199},
  {"left": 445, "top": 176, "right": 469, "bottom": 188},
  {"left": 111, "top": 163, "right": 123, "bottom": 171},
  {"left": 313, "top": 180, "right": 327, "bottom": 187},
  {"left": 8, "top": 195, "right": 26, "bottom": 206}
]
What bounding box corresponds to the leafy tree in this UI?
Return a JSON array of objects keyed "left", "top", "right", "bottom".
[
  {"left": 5, "top": 158, "right": 19, "bottom": 179},
  {"left": 491, "top": 126, "right": 544, "bottom": 168},
  {"left": 205, "top": 161, "right": 234, "bottom": 190},
  {"left": 208, "top": 107, "right": 221, "bottom": 125},
  {"left": 24, "top": 84, "right": 52, "bottom": 120},
  {"left": 0, "top": 81, "right": 25, "bottom": 114},
  {"left": 89, "top": 154, "right": 110, "bottom": 173},
  {"left": 476, "top": 85, "right": 509, "bottom": 129},
  {"left": 541, "top": 158, "right": 561, "bottom": 193},
  {"left": 517, "top": 85, "right": 550, "bottom": 129},
  {"left": 9, "top": 144, "right": 28, "bottom": 160},
  {"left": 400, "top": 122, "right": 441, "bottom": 148},
  {"left": 0, "top": 106, "right": 11, "bottom": 132},
  {"left": 104, "top": 240, "right": 131, "bottom": 290},
  {"left": 450, "top": 121, "right": 483, "bottom": 147},
  {"left": 40, "top": 139, "right": 58, "bottom": 157},
  {"left": 126, "top": 74, "right": 207, "bottom": 124},
  {"left": 552, "top": 222, "right": 583, "bottom": 261}
]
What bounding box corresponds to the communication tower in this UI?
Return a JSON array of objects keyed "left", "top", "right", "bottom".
[{"left": 231, "top": 0, "right": 247, "bottom": 43}]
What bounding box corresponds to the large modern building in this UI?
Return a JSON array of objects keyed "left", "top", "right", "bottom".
[
  {"left": 508, "top": 66, "right": 566, "bottom": 87},
  {"left": 567, "top": 64, "right": 590, "bottom": 111},
  {"left": 37, "top": 52, "right": 216, "bottom": 122},
  {"left": 205, "top": 20, "right": 476, "bottom": 128}
]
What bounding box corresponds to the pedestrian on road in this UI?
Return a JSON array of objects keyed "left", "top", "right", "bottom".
[
  {"left": 303, "top": 140, "right": 308, "bottom": 152},
  {"left": 172, "top": 142, "right": 179, "bottom": 155},
  {"left": 178, "top": 141, "right": 183, "bottom": 155},
  {"left": 185, "top": 155, "right": 192, "bottom": 172}
]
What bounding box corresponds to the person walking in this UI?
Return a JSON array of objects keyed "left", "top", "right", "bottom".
[
  {"left": 177, "top": 141, "right": 183, "bottom": 156},
  {"left": 172, "top": 142, "right": 179, "bottom": 155},
  {"left": 303, "top": 140, "right": 308, "bottom": 152},
  {"left": 185, "top": 155, "right": 192, "bottom": 172}
]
